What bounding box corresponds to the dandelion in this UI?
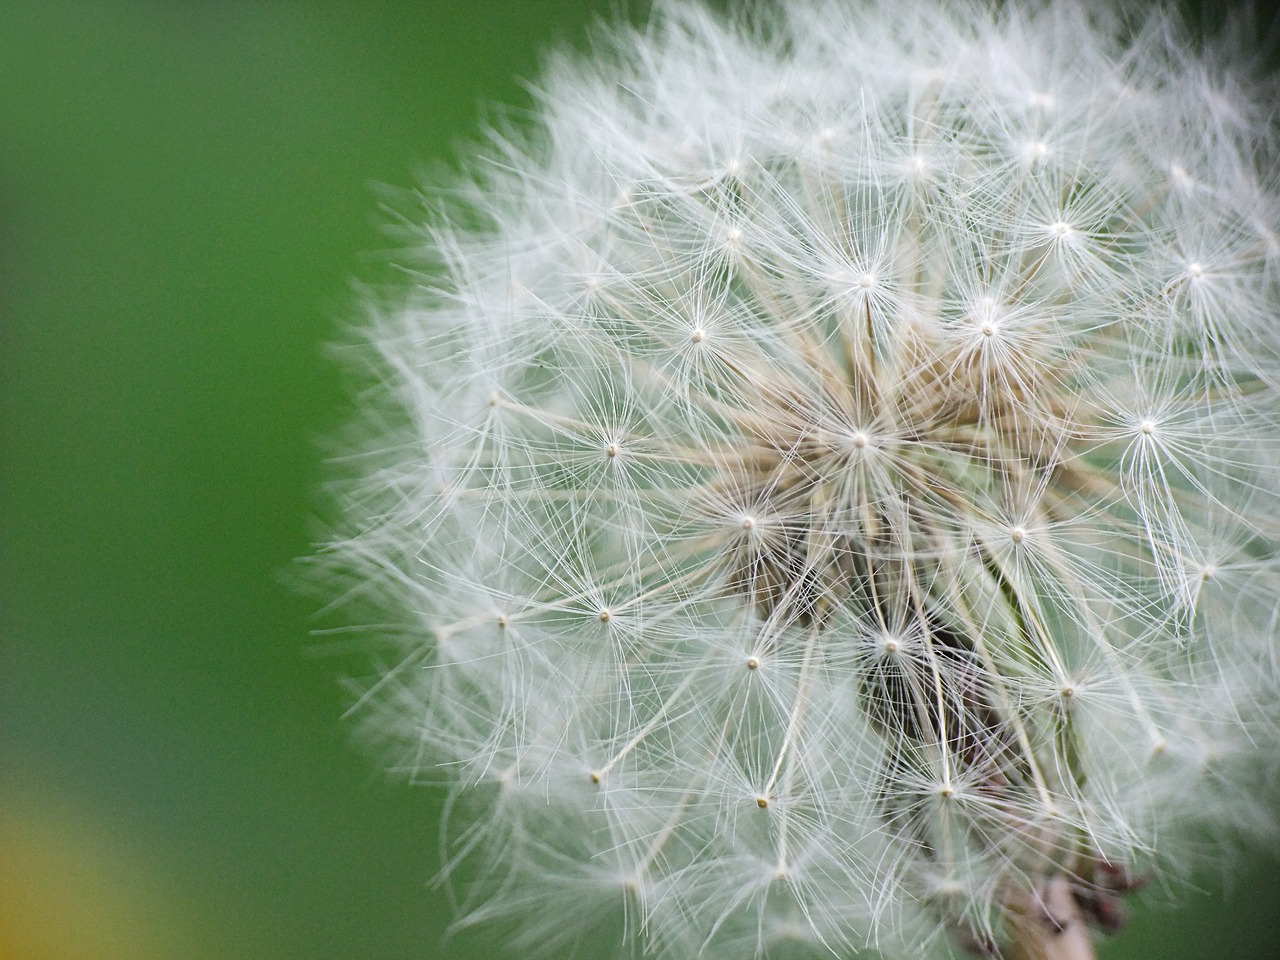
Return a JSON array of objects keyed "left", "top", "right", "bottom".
[{"left": 311, "top": 1, "right": 1280, "bottom": 957}]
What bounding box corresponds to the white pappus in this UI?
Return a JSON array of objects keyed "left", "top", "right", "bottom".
[{"left": 310, "top": 1, "right": 1280, "bottom": 958}]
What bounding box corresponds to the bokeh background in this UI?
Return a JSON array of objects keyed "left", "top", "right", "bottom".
[{"left": 2, "top": 2, "right": 1277, "bottom": 959}]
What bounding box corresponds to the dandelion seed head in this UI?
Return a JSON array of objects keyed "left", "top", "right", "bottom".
[{"left": 312, "top": 1, "right": 1280, "bottom": 957}]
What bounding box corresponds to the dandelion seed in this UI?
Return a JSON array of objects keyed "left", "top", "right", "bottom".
[{"left": 311, "top": 2, "right": 1280, "bottom": 958}]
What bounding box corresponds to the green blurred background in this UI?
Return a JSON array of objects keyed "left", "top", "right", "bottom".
[{"left": 1, "top": 2, "right": 1276, "bottom": 959}]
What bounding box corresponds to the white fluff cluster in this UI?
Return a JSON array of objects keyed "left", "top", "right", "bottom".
[{"left": 316, "top": 1, "right": 1280, "bottom": 956}]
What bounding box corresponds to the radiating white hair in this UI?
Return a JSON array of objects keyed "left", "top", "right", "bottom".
[{"left": 312, "top": 2, "right": 1280, "bottom": 956}]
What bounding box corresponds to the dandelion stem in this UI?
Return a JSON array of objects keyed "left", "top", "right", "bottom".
[{"left": 1007, "top": 876, "right": 1097, "bottom": 960}]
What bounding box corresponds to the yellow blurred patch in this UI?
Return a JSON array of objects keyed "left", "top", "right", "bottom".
[{"left": 0, "top": 781, "right": 210, "bottom": 960}]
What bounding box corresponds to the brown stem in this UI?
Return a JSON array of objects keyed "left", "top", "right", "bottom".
[{"left": 1006, "top": 876, "right": 1098, "bottom": 960}]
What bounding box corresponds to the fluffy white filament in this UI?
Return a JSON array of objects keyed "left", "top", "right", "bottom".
[{"left": 313, "top": 1, "right": 1280, "bottom": 957}]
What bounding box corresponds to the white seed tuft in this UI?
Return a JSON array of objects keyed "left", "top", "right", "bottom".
[{"left": 313, "top": 3, "right": 1280, "bottom": 958}]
